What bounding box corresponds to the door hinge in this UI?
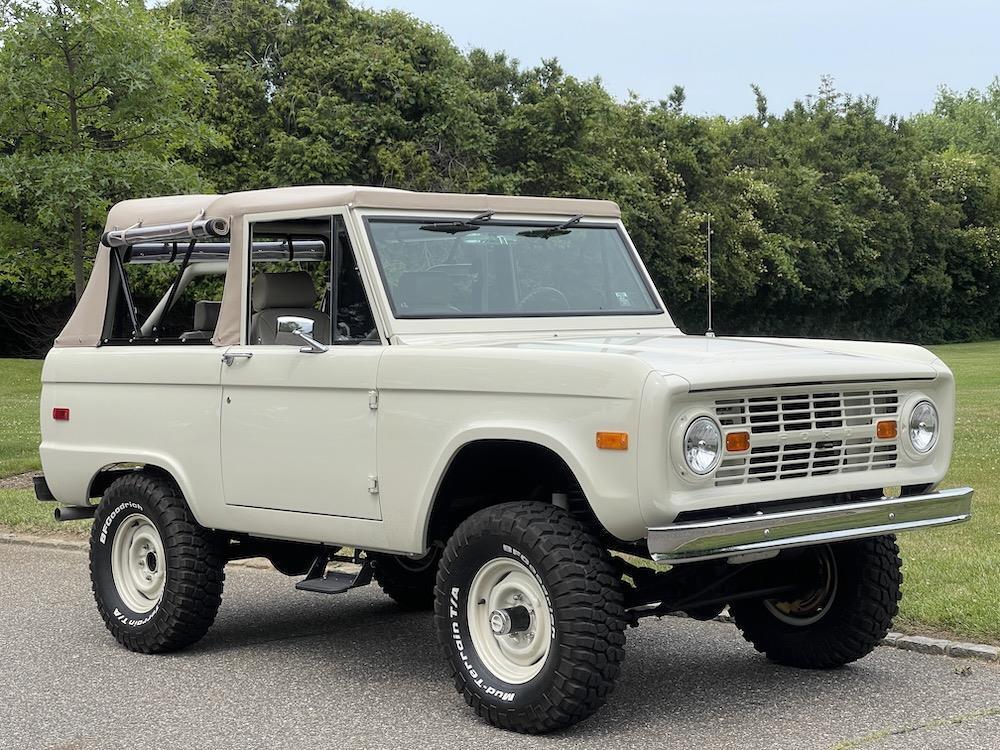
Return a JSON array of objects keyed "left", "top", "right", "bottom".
[
  {"left": 367, "top": 475, "right": 379, "bottom": 494},
  {"left": 368, "top": 390, "right": 379, "bottom": 410}
]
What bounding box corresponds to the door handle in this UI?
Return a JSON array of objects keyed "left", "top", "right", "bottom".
[{"left": 222, "top": 351, "right": 254, "bottom": 366}]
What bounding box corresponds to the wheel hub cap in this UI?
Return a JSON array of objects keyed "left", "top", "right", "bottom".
[
  {"left": 111, "top": 513, "right": 165, "bottom": 614},
  {"left": 467, "top": 557, "right": 553, "bottom": 684}
]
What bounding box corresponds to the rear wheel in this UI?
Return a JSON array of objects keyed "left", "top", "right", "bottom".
[
  {"left": 434, "top": 502, "right": 627, "bottom": 733},
  {"left": 90, "top": 472, "right": 226, "bottom": 653},
  {"left": 369, "top": 548, "right": 440, "bottom": 611},
  {"left": 729, "top": 535, "right": 902, "bottom": 669}
]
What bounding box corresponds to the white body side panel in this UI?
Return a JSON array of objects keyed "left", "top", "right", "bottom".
[
  {"left": 40, "top": 347, "right": 224, "bottom": 509},
  {"left": 219, "top": 345, "right": 382, "bottom": 521}
]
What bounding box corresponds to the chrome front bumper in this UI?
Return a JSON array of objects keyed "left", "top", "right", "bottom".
[{"left": 648, "top": 487, "right": 973, "bottom": 564}]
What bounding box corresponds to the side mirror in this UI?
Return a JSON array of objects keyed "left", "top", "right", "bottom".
[{"left": 293, "top": 328, "right": 328, "bottom": 354}]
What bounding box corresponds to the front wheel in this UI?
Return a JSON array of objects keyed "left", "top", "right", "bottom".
[
  {"left": 730, "top": 535, "right": 902, "bottom": 669},
  {"left": 90, "top": 472, "right": 226, "bottom": 653},
  {"left": 434, "top": 502, "right": 627, "bottom": 733}
]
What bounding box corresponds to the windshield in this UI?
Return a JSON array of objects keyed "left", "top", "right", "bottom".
[{"left": 366, "top": 218, "right": 661, "bottom": 318}]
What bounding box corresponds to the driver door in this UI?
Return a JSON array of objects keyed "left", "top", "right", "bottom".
[{"left": 219, "top": 212, "right": 383, "bottom": 520}]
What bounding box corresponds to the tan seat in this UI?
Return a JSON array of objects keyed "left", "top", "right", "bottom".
[
  {"left": 180, "top": 300, "right": 221, "bottom": 342},
  {"left": 248, "top": 272, "right": 330, "bottom": 345}
]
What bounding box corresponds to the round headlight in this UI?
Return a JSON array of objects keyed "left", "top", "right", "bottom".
[
  {"left": 908, "top": 400, "right": 939, "bottom": 453},
  {"left": 683, "top": 417, "right": 722, "bottom": 475}
]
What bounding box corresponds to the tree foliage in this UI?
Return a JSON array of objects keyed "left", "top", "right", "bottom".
[
  {"left": 2, "top": 0, "right": 1000, "bottom": 352},
  {"left": 0, "top": 0, "right": 216, "bottom": 305}
]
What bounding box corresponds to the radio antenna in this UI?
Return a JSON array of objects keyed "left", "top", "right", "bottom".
[{"left": 706, "top": 215, "right": 715, "bottom": 337}]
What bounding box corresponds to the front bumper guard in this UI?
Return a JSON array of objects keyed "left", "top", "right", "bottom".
[{"left": 648, "top": 487, "right": 973, "bottom": 564}]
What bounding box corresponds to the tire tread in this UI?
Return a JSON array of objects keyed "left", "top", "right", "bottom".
[
  {"left": 434, "top": 501, "right": 626, "bottom": 733},
  {"left": 90, "top": 472, "right": 225, "bottom": 654}
]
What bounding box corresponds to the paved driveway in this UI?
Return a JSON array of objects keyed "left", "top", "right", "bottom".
[{"left": 1, "top": 541, "right": 998, "bottom": 750}]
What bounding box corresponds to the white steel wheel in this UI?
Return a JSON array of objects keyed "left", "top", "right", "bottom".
[
  {"left": 110, "top": 513, "right": 166, "bottom": 613},
  {"left": 466, "top": 556, "right": 553, "bottom": 684}
]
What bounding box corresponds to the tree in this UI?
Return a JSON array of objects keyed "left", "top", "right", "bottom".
[
  {"left": 0, "top": 0, "right": 217, "bottom": 301},
  {"left": 167, "top": 0, "right": 287, "bottom": 192},
  {"left": 267, "top": 0, "right": 491, "bottom": 190}
]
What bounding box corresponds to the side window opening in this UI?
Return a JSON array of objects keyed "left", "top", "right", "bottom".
[
  {"left": 246, "top": 215, "right": 380, "bottom": 346},
  {"left": 104, "top": 241, "right": 228, "bottom": 345}
]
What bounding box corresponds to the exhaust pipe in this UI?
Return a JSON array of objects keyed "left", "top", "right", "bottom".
[{"left": 54, "top": 505, "right": 96, "bottom": 522}]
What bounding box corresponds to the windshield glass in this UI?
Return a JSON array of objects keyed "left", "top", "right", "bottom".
[{"left": 366, "top": 219, "right": 660, "bottom": 318}]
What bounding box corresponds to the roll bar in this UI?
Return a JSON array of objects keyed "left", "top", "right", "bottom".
[{"left": 126, "top": 240, "right": 328, "bottom": 264}]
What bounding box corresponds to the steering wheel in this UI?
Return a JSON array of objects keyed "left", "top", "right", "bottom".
[{"left": 516, "top": 286, "right": 570, "bottom": 313}]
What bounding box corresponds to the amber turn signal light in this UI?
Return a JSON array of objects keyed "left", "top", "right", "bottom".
[
  {"left": 725, "top": 431, "right": 750, "bottom": 452},
  {"left": 596, "top": 431, "right": 629, "bottom": 450},
  {"left": 876, "top": 420, "right": 898, "bottom": 439}
]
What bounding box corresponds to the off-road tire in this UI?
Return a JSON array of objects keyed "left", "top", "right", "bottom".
[
  {"left": 434, "top": 502, "right": 627, "bottom": 734},
  {"left": 730, "top": 535, "right": 902, "bottom": 669},
  {"left": 90, "top": 472, "right": 226, "bottom": 653},
  {"left": 369, "top": 549, "right": 440, "bottom": 611}
]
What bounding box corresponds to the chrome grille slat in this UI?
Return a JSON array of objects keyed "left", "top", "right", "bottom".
[{"left": 712, "top": 386, "right": 900, "bottom": 487}]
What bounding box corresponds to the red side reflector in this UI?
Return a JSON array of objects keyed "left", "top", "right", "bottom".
[{"left": 52, "top": 407, "right": 70, "bottom": 421}]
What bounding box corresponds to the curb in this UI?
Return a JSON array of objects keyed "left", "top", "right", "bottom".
[
  {"left": 712, "top": 610, "right": 997, "bottom": 663},
  {"left": 0, "top": 531, "right": 274, "bottom": 570},
  {"left": 4, "top": 532, "right": 998, "bottom": 664},
  {"left": 670, "top": 610, "right": 999, "bottom": 665}
]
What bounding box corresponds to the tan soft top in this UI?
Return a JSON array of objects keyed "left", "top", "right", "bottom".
[
  {"left": 56, "top": 186, "right": 622, "bottom": 348},
  {"left": 104, "top": 185, "right": 621, "bottom": 230}
]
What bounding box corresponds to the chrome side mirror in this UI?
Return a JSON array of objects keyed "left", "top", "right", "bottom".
[{"left": 293, "top": 328, "right": 328, "bottom": 354}]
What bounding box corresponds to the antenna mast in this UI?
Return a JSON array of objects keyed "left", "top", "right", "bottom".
[{"left": 706, "top": 215, "right": 715, "bottom": 337}]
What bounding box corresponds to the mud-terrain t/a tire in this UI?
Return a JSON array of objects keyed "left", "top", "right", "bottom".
[
  {"left": 90, "top": 472, "right": 226, "bottom": 653},
  {"left": 434, "top": 502, "right": 627, "bottom": 734},
  {"left": 369, "top": 549, "right": 440, "bottom": 611},
  {"left": 730, "top": 535, "right": 902, "bottom": 669}
]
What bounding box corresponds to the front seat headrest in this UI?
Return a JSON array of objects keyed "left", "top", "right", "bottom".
[
  {"left": 192, "top": 300, "right": 221, "bottom": 331},
  {"left": 251, "top": 271, "right": 317, "bottom": 312}
]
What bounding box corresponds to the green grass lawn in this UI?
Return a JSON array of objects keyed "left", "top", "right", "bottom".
[
  {"left": 0, "top": 345, "right": 998, "bottom": 640},
  {"left": 0, "top": 358, "right": 42, "bottom": 476},
  {"left": 895, "top": 341, "right": 1000, "bottom": 643}
]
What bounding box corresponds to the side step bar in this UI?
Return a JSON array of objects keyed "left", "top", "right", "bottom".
[{"left": 295, "top": 553, "right": 373, "bottom": 595}]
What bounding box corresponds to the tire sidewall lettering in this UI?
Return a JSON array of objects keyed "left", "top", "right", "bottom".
[
  {"left": 92, "top": 493, "right": 165, "bottom": 633},
  {"left": 444, "top": 539, "right": 558, "bottom": 708}
]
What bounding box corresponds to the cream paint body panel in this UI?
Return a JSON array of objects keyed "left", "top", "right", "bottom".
[
  {"left": 219, "top": 346, "right": 383, "bottom": 520},
  {"left": 39, "top": 347, "right": 224, "bottom": 509},
  {"left": 373, "top": 347, "right": 650, "bottom": 550}
]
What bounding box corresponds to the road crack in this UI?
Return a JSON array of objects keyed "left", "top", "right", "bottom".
[{"left": 830, "top": 706, "right": 1000, "bottom": 749}]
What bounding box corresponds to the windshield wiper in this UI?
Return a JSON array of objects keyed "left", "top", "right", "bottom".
[
  {"left": 517, "top": 214, "right": 584, "bottom": 239},
  {"left": 419, "top": 211, "right": 495, "bottom": 234}
]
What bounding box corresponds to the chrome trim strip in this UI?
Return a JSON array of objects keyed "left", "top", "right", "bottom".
[{"left": 648, "top": 487, "right": 973, "bottom": 564}]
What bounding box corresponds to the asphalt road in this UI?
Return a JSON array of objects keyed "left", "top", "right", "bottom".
[{"left": 2, "top": 542, "right": 998, "bottom": 750}]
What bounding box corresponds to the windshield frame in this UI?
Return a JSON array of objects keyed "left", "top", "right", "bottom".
[{"left": 363, "top": 215, "right": 665, "bottom": 321}]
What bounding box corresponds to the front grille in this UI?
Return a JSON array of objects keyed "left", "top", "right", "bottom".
[
  {"left": 715, "top": 388, "right": 899, "bottom": 434},
  {"left": 712, "top": 386, "right": 900, "bottom": 487},
  {"left": 715, "top": 438, "right": 898, "bottom": 486}
]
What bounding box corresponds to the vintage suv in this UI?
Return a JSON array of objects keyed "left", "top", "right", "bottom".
[{"left": 37, "top": 186, "right": 973, "bottom": 733}]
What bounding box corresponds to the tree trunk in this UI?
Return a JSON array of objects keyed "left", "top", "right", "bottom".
[
  {"left": 56, "top": 0, "right": 87, "bottom": 300},
  {"left": 72, "top": 205, "right": 86, "bottom": 300}
]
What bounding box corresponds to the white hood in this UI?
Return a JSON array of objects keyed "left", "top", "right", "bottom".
[{"left": 473, "top": 333, "right": 941, "bottom": 390}]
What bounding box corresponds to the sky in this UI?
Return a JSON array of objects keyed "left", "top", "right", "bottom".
[{"left": 361, "top": 0, "right": 1000, "bottom": 119}]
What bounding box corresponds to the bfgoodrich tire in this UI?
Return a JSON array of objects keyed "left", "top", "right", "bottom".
[
  {"left": 90, "top": 472, "right": 226, "bottom": 653},
  {"left": 434, "top": 502, "right": 627, "bottom": 734},
  {"left": 729, "top": 535, "right": 902, "bottom": 669}
]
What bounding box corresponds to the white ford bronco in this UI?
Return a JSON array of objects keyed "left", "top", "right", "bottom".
[{"left": 37, "top": 186, "right": 973, "bottom": 733}]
